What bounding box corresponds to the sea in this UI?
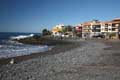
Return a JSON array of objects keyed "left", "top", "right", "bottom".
[{"left": 0, "top": 32, "right": 49, "bottom": 59}]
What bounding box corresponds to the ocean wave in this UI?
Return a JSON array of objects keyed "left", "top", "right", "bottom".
[
  {"left": 0, "top": 45, "right": 2, "bottom": 48},
  {"left": 10, "top": 34, "right": 34, "bottom": 40},
  {"left": 1, "top": 40, "right": 23, "bottom": 46},
  {"left": 0, "top": 44, "right": 50, "bottom": 59},
  {"left": 0, "top": 32, "right": 48, "bottom": 59},
  {"left": 11, "top": 49, "right": 27, "bottom": 52}
]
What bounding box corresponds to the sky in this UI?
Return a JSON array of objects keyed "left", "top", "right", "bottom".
[{"left": 0, "top": 0, "right": 120, "bottom": 33}]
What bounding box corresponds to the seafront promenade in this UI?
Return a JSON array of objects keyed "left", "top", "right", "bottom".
[{"left": 1, "top": 39, "right": 120, "bottom": 80}]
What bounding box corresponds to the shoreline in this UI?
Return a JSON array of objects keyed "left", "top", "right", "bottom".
[
  {"left": 1, "top": 39, "right": 120, "bottom": 79},
  {"left": 0, "top": 40, "right": 81, "bottom": 66}
]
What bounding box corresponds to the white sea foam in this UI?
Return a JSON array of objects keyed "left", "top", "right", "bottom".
[
  {"left": 0, "top": 33, "right": 48, "bottom": 59},
  {"left": 0, "top": 45, "right": 2, "bottom": 48},
  {"left": 0, "top": 45, "right": 49, "bottom": 59},
  {"left": 10, "top": 34, "right": 34, "bottom": 40}
]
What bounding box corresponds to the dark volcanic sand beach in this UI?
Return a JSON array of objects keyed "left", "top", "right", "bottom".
[
  {"left": 1, "top": 39, "right": 120, "bottom": 80},
  {"left": 0, "top": 39, "right": 82, "bottom": 66}
]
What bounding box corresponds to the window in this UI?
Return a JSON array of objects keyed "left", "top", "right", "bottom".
[
  {"left": 92, "top": 25, "right": 101, "bottom": 32},
  {"left": 105, "top": 28, "right": 108, "bottom": 31},
  {"left": 105, "top": 24, "right": 108, "bottom": 27},
  {"left": 95, "top": 25, "right": 101, "bottom": 28},
  {"left": 96, "top": 29, "right": 101, "bottom": 32},
  {"left": 112, "top": 28, "right": 116, "bottom": 31},
  {"left": 112, "top": 24, "right": 116, "bottom": 27},
  {"left": 108, "top": 24, "right": 111, "bottom": 26}
]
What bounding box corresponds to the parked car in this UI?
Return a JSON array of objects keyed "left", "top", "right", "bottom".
[{"left": 93, "top": 34, "right": 105, "bottom": 38}]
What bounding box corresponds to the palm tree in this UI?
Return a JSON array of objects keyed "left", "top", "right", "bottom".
[{"left": 42, "top": 29, "right": 51, "bottom": 36}]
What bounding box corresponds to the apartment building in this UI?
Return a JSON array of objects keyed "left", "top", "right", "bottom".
[
  {"left": 81, "top": 20, "right": 101, "bottom": 38},
  {"left": 81, "top": 22, "right": 90, "bottom": 38},
  {"left": 101, "top": 18, "right": 120, "bottom": 39},
  {"left": 81, "top": 18, "right": 120, "bottom": 39}
]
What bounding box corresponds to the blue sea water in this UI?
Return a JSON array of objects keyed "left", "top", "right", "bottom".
[{"left": 0, "top": 32, "right": 49, "bottom": 59}]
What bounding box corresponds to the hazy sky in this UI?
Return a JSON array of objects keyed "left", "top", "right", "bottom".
[{"left": 0, "top": 0, "right": 120, "bottom": 32}]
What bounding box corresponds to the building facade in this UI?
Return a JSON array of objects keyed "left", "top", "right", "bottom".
[
  {"left": 51, "top": 24, "right": 65, "bottom": 36},
  {"left": 75, "top": 25, "right": 82, "bottom": 37},
  {"left": 81, "top": 18, "right": 120, "bottom": 39},
  {"left": 103, "top": 18, "right": 120, "bottom": 39},
  {"left": 51, "top": 18, "right": 120, "bottom": 39}
]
